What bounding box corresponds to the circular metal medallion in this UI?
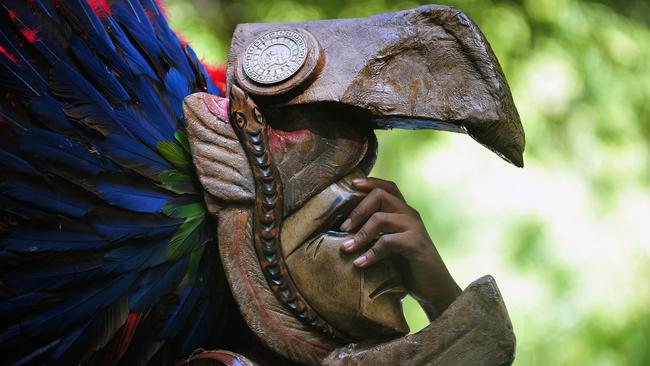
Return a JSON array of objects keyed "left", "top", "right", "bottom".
[{"left": 243, "top": 30, "right": 308, "bottom": 85}]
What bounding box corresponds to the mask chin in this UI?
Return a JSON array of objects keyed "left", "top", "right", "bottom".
[{"left": 281, "top": 170, "right": 409, "bottom": 341}]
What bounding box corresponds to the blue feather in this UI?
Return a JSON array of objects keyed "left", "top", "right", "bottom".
[
  {"left": 0, "top": 0, "right": 230, "bottom": 361},
  {"left": 164, "top": 68, "right": 190, "bottom": 120},
  {"left": 89, "top": 209, "right": 182, "bottom": 242},
  {"left": 0, "top": 13, "right": 48, "bottom": 87},
  {"left": 2, "top": 0, "right": 69, "bottom": 65},
  {"left": 70, "top": 37, "right": 130, "bottom": 104},
  {"left": 179, "top": 291, "right": 223, "bottom": 355},
  {"left": 1, "top": 216, "right": 110, "bottom": 253},
  {"left": 20, "top": 129, "right": 112, "bottom": 177},
  {"left": 0, "top": 176, "right": 94, "bottom": 219},
  {"left": 96, "top": 174, "right": 174, "bottom": 213},
  {"left": 12, "top": 339, "right": 61, "bottom": 366},
  {"left": 186, "top": 45, "right": 222, "bottom": 96},
  {"left": 0, "top": 28, "right": 44, "bottom": 100},
  {"left": 48, "top": 297, "right": 128, "bottom": 366},
  {"left": 27, "top": 96, "right": 77, "bottom": 135},
  {"left": 0, "top": 148, "right": 41, "bottom": 176},
  {"left": 114, "top": 104, "right": 168, "bottom": 150},
  {"left": 5, "top": 260, "right": 105, "bottom": 292},
  {"left": 129, "top": 258, "right": 188, "bottom": 312},
  {"left": 99, "top": 134, "right": 173, "bottom": 181},
  {"left": 160, "top": 283, "right": 204, "bottom": 339},
  {"left": 0, "top": 293, "right": 50, "bottom": 328},
  {"left": 0, "top": 324, "right": 19, "bottom": 343},
  {"left": 132, "top": 75, "right": 179, "bottom": 138},
  {"left": 48, "top": 63, "right": 132, "bottom": 137},
  {"left": 34, "top": 0, "right": 63, "bottom": 24},
  {"left": 22, "top": 272, "right": 137, "bottom": 339},
  {"left": 0, "top": 195, "right": 46, "bottom": 219},
  {"left": 56, "top": 0, "right": 113, "bottom": 52},
  {"left": 103, "top": 238, "right": 168, "bottom": 274},
  {"left": 141, "top": 0, "right": 194, "bottom": 78},
  {"left": 110, "top": 0, "right": 167, "bottom": 76},
  {"left": 105, "top": 16, "right": 158, "bottom": 81}
]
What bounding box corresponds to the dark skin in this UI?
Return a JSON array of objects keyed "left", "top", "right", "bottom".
[{"left": 339, "top": 177, "right": 462, "bottom": 321}]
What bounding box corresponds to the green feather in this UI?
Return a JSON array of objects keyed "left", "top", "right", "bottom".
[
  {"left": 188, "top": 245, "right": 205, "bottom": 284},
  {"left": 167, "top": 213, "right": 206, "bottom": 261},
  {"left": 160, "top": 170, "right": 197, "bottom": 194},
  {"left": 163, "top": 202, "right": 204, "bottom": 218},
  {"left": 174, "top": 130, "right": 191, "bottom": 154},
  {"left": 157, "top": 140, "right": 191, "bottom": 172}
]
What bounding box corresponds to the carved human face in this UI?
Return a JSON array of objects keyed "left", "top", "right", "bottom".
[{"left": 280, "top": 170, "right": 409, "bottom": 340}]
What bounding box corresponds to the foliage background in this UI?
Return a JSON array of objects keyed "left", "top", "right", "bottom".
[{"left": 167, "top": 0, "right": 650, "bottom": 364}]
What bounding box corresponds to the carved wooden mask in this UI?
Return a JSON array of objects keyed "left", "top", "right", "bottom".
[{"left": 183, "top": 5, "right": 525, "bottom": 365}]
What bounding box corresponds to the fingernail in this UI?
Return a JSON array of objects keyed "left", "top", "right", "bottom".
[
  {"left": 342, "top": 239, "right": 354, "bottom": 250},
  {"left": 352, "top": 178, "right": 365, "bottom": 186},
  {"left": 340, "top": 218, "right": 351, "bottom": 231},
  {"left": 353, "top": 255, "right": 367, "bottom": 267}
]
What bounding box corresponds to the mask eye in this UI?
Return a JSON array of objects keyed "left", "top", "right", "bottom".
[
  {"left": 326, "top": 213, "right": 348, "bottom": 234},
  {"left": 234, "top": 112, "right": 246, "bottom": 128},
  {"left": 253, "top": 107, "right": 265, "bottom": 124}
]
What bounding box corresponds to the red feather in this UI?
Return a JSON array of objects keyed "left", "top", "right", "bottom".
[
  {"left": 203, "top": 64, "right": 226, "bottom": 94},
  {"left": 20, "top": 27, "right": 41, "bottom": 44},
  {"left": 95, "top": 312, "right": 146, "bottom": 366},
  {"left": 87, "top": 0, "right": 111, "bottom": 19},
  {"left": 0, "top": 46, "right": 18, "bottom": 64}
]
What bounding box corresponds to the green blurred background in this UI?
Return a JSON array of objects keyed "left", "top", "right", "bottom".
[{"left": 167, "top": 0, "right": 650, "bottom": 364}]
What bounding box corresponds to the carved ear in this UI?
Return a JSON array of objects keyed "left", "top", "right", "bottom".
[{"left": 183, "top": 92, "right": 255, "bottom": 204}]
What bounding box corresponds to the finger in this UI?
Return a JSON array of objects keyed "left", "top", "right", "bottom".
[
  {"left": 341, "top": 212, "right": 408, "bottom": 252},
  {"left": 340, "top": 188, "right": 411, "bottom": 232},
  {"left": 353, "top": 233, "right": 405, "bottom": 268},
  {"left": 352, "top": 177, "right": 405, "bottom": 201}
]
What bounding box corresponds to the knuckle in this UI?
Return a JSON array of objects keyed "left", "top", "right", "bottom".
[
  {"left": 355, "top": 228, "right": 368, "bottom": 242},
  {"left": 375, "top": 237, "right": 388, "bottom": 249},
  {"left": 376, "top": 237, "right": 398, "bottom": 255},
  {"left": 369, "top": 212, "right": 385, "bottom": 225},
  {"left": 349, "top": 207, "right": 361, "bottom": 219},
  {"left": 372, "top": 188, "right": 386, "bottom": 198}
]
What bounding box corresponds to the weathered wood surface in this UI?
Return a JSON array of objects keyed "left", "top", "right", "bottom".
[{"left": 323, "top": 275, "right": 516, "bottom": 366}]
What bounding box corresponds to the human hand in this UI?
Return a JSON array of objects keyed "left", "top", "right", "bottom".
[{"left": 339, "top": 177, "right": 461, "bottom": 319}]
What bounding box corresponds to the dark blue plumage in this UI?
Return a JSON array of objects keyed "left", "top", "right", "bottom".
[
  {"left": 97, "top": 173, "right": 174, "bottom": 213},
  {"left": 0, "top": 1, "right": 227, "bottom": 364},
  {"left": 89, "top": 208, "right": 182, "bottom": 242},
  {"left": 103, "top": 238, "right": 168, "bottom": 274},
  {"left": 98, "top": 134, "right": 173, "bottom": 180},
  {"left": 22, "top": 273, "right": 137, "bottom": 339},
  {"left": 0, "top": 175, "right": 95, "bottom": 219},
  {"left": 2, "top": 216, "right": 110, "bottom": 252},
  {"left": 129, "top": 258, "right": 188, "bottom": 311}
]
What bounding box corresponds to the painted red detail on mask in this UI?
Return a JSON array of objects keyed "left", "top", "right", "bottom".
[
  {"left": 0, "top": 46, "right": 18, "bottom": 65},
  {"left": 87, "top": 0, "right": 111, "bottom": 18},
  {"left": 20, "top": 28, "right": 41, "bottom": 44},
  {"left": 269, "top": 128, "right": 310, "bottom": 152},
  {"left": 203, "top": 93, "right": 229, "bottom": 123}
]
